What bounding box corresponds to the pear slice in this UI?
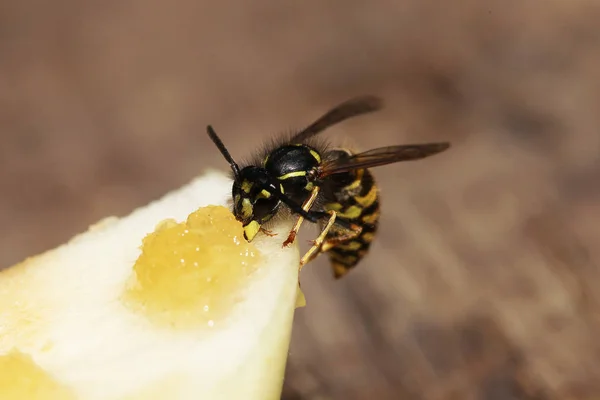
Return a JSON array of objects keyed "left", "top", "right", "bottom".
[{"left": 0, "top": 170, "right": 302, "bottom": 400}]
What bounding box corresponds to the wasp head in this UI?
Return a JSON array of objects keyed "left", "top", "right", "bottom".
[
  {"left": 207, "top": 125, "right": 288, "bottom": 241},
  {"left": 232, "top": 166, "right": 281, "bottom": 241}
]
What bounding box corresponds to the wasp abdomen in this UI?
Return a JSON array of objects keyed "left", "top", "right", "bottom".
[{"left": 322, "top": 155, "right": 381, "bottom": 279}]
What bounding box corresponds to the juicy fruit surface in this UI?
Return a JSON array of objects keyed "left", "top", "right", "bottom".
[
  {"left": 124, "top": 205, "right": 262, "bottom": 329},
  {"left": 0, "top": 350, "right": 74, "bottom": 399}
]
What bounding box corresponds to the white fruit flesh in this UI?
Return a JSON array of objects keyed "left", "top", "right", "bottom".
[{"left": 0, "top": 171, "right": 301, "bottom": 400}]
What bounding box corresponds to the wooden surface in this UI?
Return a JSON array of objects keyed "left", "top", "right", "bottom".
[{"left": 1, "top": 1, "right": 600, "bottom": 398}]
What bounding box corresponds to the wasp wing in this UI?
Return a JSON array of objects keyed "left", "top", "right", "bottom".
[
  {"left": 319, "top": 143, "right": 450, "bottom": 177},
  {"left": 290, "top": 95, "right": 383, "bottom": 143}
]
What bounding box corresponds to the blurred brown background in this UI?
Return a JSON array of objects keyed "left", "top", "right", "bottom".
[{"left": 2, "top": 0, "right": 600, "bottom": 399}]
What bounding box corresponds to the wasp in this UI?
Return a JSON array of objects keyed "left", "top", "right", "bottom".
[{"left": 207, "top": 95, "right": 450, "bottom": 279}]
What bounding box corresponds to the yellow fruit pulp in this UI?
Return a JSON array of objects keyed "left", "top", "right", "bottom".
[
  {"left": 123, "top": 205, "right": 262, "bottom": 329},
  {"left": 0, "top": 350, "right": 74, "bottom": 399}
]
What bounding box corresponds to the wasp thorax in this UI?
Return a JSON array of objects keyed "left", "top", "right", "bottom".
[
  {"left": 232, "top": 166, "right": 282, "bottom": 241},
  {"left": 264, "top": 144, "right": 321, "bottom": 200}
]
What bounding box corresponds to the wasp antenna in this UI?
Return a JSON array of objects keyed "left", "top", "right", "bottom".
[{"left": 207, "top": 125, "right": 240, "bottom": 178}]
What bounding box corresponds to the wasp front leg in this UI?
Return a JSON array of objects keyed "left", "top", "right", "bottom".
[
  {"left": 298, "top": 211, "right": 362, "bottom": 271},
  {"left": 282, "top": 186, "right": 321, "bottom": 248},
  {"left": 260, "top": 227, "right": 277, "bottom": 237}
]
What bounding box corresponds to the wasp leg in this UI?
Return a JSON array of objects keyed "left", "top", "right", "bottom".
[
  {"left": 318, "top": 224, "right": 363, "bottom": 253},
  {"left": 260, "top": 227, "right": 277, "bottom": 237},
  {"left": 299, "top": 217, "right": 362, "bottom": 270},
  {"left": 299, "top": 210, "right": 337, "bottom": 269},
  {"left": 282, "top": 186, "right": 321, "bottom": 248}
]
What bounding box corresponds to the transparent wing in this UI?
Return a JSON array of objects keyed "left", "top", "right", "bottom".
[
  {"left": 319, "top": 143, "right": 450, "bottom": 177},
  {"left": 290, "top": 95, "right": 383, "bottom": 143}
]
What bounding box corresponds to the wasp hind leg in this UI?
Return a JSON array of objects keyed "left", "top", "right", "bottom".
[
  {"left": 282, "top": 186, "right": 321, "bottom": 247},
  {"left": 299, "top": 211, "right": 362, "bottom": 271}
]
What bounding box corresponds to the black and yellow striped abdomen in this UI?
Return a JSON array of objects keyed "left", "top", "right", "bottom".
[{"left": 321, "top": 150, "right": 381, "bottom": 278}]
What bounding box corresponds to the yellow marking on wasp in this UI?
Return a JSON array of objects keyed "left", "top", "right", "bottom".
[
  {"left": 324, "top": 202, "right": 343, "bottom": 211},
  {"left": 241, "top": 198, "right": 253, "bottom": 218},
  {"left": 259, "top": 189, "right": 271, "bottom": 198},
  {"left": 241, "top": 180, "right": 253, "bottom": 193},
  {"left": 362, "top": 232, "right": 375, "bottom": 242},
  {"left": 261, "top": 212, "right": 274, "bottom": 222},
  {"left": 329, "top": 252, "right": 358, "bottom": 265},
  {"left": 243, "top": 220, "right": 261, "bottom": 241},
  {"left": 305, "top": 181, "right": 314, "bottom": 191},
  {"left": 345, "top": 169, "right": 364, "bottom": 191},
  {"left": 279, "top": 171, "right": 307, "bottom": 180},
  {"left": 337, "top": 205, "right": 362, "bottom": 219},
  {"left": 346, "top": 180, "right": 361, "bottom": 191},
  {"left": 280, "top": 184, "right": 285, "bottom": 193},
  {"left": 263, "top": 154, "right": 269, "bottom": 166},
  {"left": 332, "top": 263, "right": 350, "bottom": 278},
  {"left": 321, "top": 242, "right": 335, "bottom": 252},
  {"left": 309, "top": 149, "right": 321, "bottom": 163},
  {"left": 320, "top": 225, "right": 362, "bottom": 252},
  {"left": 355, "top": 185, "right": 378, "bottom": 208},
  {"left": 362, "top": 210, "right": 380, "bottom": 224},
  {"left": 337, "top": 241, "right": 362, "bottom": 251}
]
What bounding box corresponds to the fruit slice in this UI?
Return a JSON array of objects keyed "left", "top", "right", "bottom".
[{"left": 0, "top": 170, "right": 302, "bottom": 400}]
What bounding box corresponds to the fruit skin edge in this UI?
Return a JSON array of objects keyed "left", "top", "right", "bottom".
[{"left": 0, "top": 170, "right": 301, "bottom": 400}]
